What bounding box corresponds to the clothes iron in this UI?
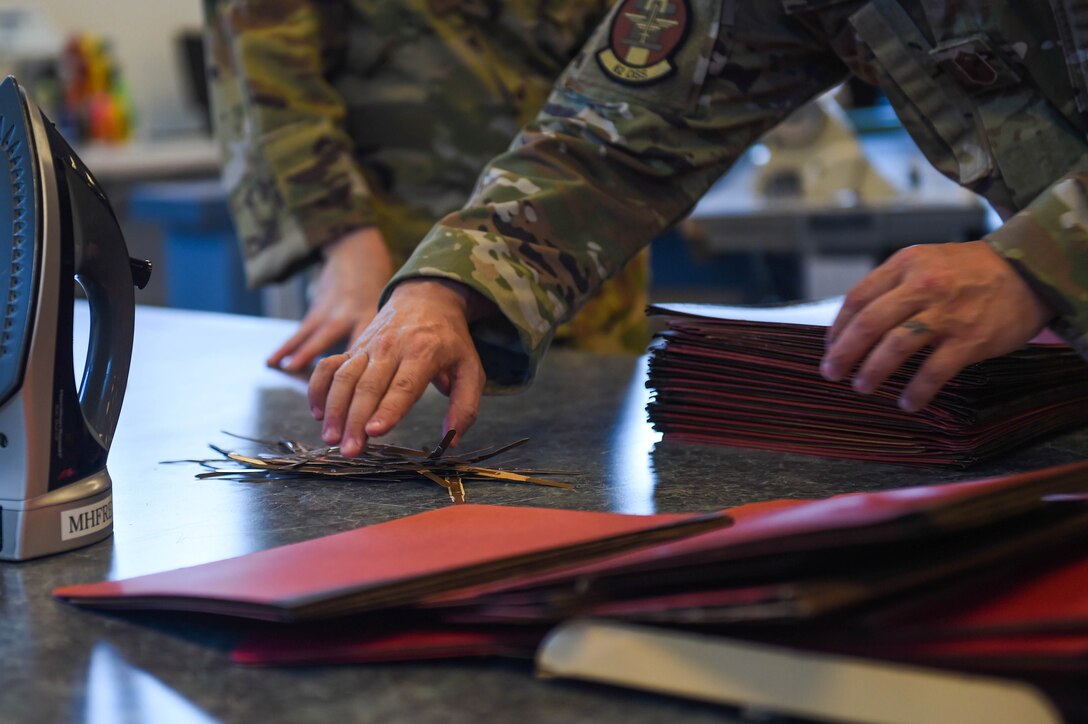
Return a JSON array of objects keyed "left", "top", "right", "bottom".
[{"left": 0, "top": 76, "right": 150, "bottom": 560}]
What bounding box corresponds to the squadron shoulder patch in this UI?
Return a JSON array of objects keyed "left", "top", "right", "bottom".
[{"left": 596, "top": 0, "right": 691, "bottom": 86}]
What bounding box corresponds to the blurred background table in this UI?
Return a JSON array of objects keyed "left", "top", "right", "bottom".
[{"left": 682, "top": 130, "right": 992, "bottom": 301}]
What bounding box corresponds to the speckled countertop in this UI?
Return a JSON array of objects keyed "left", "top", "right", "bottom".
[{"left": 2, "top": 305, "right": 1085, "bottom": 723}]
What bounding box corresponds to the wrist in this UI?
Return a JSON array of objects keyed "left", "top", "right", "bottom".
[
  {"left": 391, "top": 278, "right": 498, "bottom": 322},
  {"left": 981, "top": 239, "right": 1059, "bottom": 327},
  {"left": 321, "top": 226, "right": 386, "bottom": 262}
]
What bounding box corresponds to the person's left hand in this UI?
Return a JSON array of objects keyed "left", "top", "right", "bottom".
[
  {"left": 308, "top": 278, "right": 490, "bottom": 457},
  {"left": 267, "top": 227, "right": 395, "bottom": 372},
  {"left": 821, "top": 240, "right": 1055, "bottom": 411}
]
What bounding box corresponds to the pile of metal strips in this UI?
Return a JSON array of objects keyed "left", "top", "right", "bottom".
[{"left": 173, "top": 431, "right": 574, "bottom": 503}]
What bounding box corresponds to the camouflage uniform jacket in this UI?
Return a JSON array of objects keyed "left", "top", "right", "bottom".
[
  {"left": 203, "top": 0, "right": 650, "bottom": 353},
  {"left": 389, "top": 0, "right": 1088, "bottom": 390}
]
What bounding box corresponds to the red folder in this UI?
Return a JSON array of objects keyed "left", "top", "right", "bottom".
[
  {"left": 430, "top": 460, "right": 1088, "bottom": 616},
  {"left": 53, "top": 505, "right": 727, "bottom": 621},
  {"left": 232, "top": 622, "right": 545, "bottom": 666},
  {"left": 866, "top": 553, "right": 1088, "bottom": 636}
]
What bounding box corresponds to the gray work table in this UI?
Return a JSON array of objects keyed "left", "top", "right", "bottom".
[{"left": 3, "top": 305, "right": 1087, "bottom": 724}]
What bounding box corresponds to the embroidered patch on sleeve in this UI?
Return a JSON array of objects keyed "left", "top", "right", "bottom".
[{"left": 596, "top": 0, "right": 691, "bottom": 85}]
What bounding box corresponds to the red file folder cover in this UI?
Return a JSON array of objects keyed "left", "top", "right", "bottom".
[
  {"left": 869, "top": 554, "right": 1088, "bottom": 636},
  {"left": 232, "top": 624, "right": 547, "bottom": 666},
  {"left": 433, "top": 460, "right": 1088, "bottom": 608},
  {"left": 53, "top": 505, "right": 727, "bottom": 621}
]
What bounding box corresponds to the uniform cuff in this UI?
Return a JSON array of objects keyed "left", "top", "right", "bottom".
[
  {"left": 985, "top": 175, "right": 1088, "bottom": 359},
  {"left": 381, "top": 231, "right": 564, "bottom": 392}
]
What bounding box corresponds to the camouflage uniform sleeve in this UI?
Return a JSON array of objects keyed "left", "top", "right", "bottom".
[
  {"left": 384, "top": 0, "right": 850, "bottom": 390},
  {"left": 985, "top": 174, "right": 1088, "bottom": 357},
  {"left": 203, "top": 0, "right": 377, "bottom": 286}
]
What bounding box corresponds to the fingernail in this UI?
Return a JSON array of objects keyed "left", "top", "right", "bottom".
[
  {"left": 322, "top": 423, "right": 340, "bottom": 443},
  {"left": 365, "top": 418, "right": 383, "bottom": 436},
  {"left": 853, "top": 376, "right": 871, "bottom": 395},
  {"left": 342, "top": 436, "right": 361, "bottom": 457},
  {"left": 311, "top": 406, "right": 323, "bottom": 420},
  {"left": 820, "top": 359, "right": 840, "bottom": 381},
  {"left": 899, "top": 397, "right": 918, "bottom": 412}
]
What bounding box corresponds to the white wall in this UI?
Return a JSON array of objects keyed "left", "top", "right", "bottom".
[{"left": 0, "top": 0, "right": 205, "bottom": 137}]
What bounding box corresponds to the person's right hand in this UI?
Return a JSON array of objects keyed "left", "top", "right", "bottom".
[
  {"left": 268, "top": 226, "right": 396, "bottom": 372},
  {"left": 308, "top": 278, "right": 491, "bottom": 457},
  {"left": 821, "top": 240, "right": 1054, "bottom": 411}
]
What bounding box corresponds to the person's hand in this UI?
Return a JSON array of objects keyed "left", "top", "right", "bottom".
[
  {"left": 267, "top": 227, "right": 395, "bottom": 372},
  {"left": 308, "top": 278, "right": 491, "bottom": 457},
  {"left": 821, "top": 241, "right": 1055, "bottom": 411}
]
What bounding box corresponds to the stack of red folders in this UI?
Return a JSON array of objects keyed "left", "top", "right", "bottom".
[{"left": 646, "top": 299, "right": 1088, "bottom": 467}]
